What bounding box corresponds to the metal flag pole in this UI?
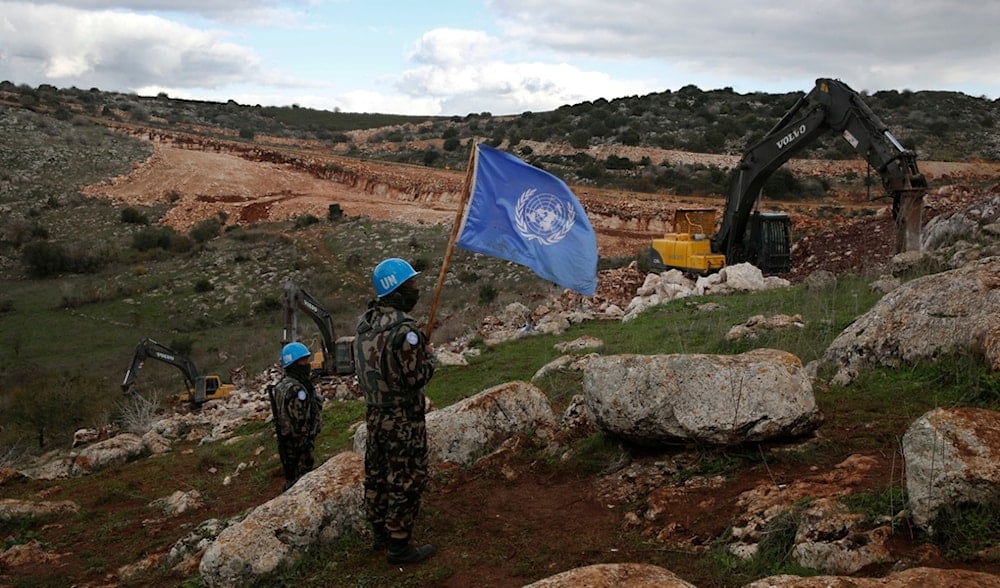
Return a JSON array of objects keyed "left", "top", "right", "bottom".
[{"left": 425, "top": 139, "right": 479, "bottom": 340}]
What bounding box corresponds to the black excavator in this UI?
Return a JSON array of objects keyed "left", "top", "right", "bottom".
[
  {"left": 282, "top": 281, "right": 355, "bottom": 377},
  {"left": 121, "top": 337, "right": 235, "bottom": 406},
  {"left": 649, "top": 77, "right": 928, "bottom": 275}
]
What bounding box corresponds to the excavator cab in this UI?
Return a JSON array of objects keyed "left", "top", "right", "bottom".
[{"left": 746, "top": 212, "right": 792, "bottom": 273}]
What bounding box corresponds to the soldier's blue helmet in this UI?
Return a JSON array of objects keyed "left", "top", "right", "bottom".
[
  {"left": 281, "top": 341, "right": 311, "bottom": 368},
  {"left": 373, "top": 258, "right": 419, "bottom": 297}
]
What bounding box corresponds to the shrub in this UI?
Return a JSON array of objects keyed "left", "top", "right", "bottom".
[
  {"left": 132, "top": 227, "right": 175, "bottom": 251},
  {"left": 252, "top": 295, "right": 282, "bottom": 314},
  {"left": 168, "top": 337, "right": 194, "bottom": 356},
  {"left": 193, "top": 278, "right": 214, "bottom": 293},
  {"left": 190, "top": 218, "right": 222, "bottom": 243},
  {"left": 293, "top": 215, "right": 320, "bottom": 229},
  {"left": 21, "top": 241, "right": 102, "bottom": 277},
  {"left": 327, "top": 203, "right": 344, "bottom": 221},
  {"left": 478, "top": 283, "right": 498, "bottom": 304},
  {"left": 120, "top": 207, "right": 149, "bottom": 225},
  {"left": 423, "top": 149, "right": 440, "bottom": 166}
]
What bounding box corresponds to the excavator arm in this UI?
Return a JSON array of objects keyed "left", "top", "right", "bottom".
[
  {"left": 713, "top": 78, "right": 927, "bottom": 266},
  {"left": 282, "top": 281, "right": 355, "bottom": 375},
  {"left": 283, "top": 281, "right": 337, "bottom": 373},
  {"left": 121, "top": 337, "right": 200, "bottom": 395}
]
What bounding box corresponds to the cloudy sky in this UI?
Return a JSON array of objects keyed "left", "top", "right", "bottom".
[{"left": 1, "top": 0, "right": 998, "bottom": 116}]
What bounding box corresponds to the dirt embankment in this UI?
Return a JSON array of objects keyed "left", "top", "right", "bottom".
[{"left": 82, "top": 125, "right": 1000, "bottom": 265}]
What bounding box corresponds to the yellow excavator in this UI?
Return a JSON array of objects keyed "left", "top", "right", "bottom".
[
  {"left": 649, "top": 77, "right": 927, "bottom": 275},
  {"left": 121, "top": 337, "right": 235, "bottom": 406}
]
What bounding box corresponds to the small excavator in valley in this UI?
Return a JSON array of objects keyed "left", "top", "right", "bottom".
[
  {"left": 649, "top": 77, "right": 928, "bottom": 275},
  {"left": 121, "top": 337, "right": 235, "bottom": 406},
  {"left": 282, "top": 281, "right": 355, "bottom": 377}
]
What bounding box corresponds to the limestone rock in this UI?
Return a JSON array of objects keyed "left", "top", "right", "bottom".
[
  {"left": 353, "top": 381, "right": 558, "bottom": 466},
  {"left": 583, "top": 349, "right": 821, "bottom": 445},
  {"left": 198, "top": 451, "right": 366, "bottom": 588},
  {"left": 902, "top": 407, "right": 1000, "bottom": 531},
  {"left": 522, "top": 563, "right": 697, "bottom": 587}
]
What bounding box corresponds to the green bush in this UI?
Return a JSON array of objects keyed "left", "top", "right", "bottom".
[
  {"left": 21, "top": 241, "right": 102, "bottom": 277},
  {"left": 252, "top": 295, "right": 282, "bottom": 314},
  {"left": 132, "top": 227, "right": 176, "bottom": 251},
  {"left": 168, "top": 337, "right": 194, "bottom": 356},
  {"left": 293, "top": 215, "right": 320, "bottom": 229},
  {"left": 327, "top": 204, "right": 344, "bottom": 221},
  {"left": 478, "top": 283, "right": 498, "bottom": 304},
  {"left": 190, "top": 218, "right": 222, "bottom": 243},
  {"left": 120, "top": 207, "right": 149, "bottom": 225}
]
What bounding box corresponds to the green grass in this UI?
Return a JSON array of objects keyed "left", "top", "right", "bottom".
[
  {"left": 842, "top": 486, "right": 908, "bottom": 522},
  {"left": 932, "top": 502, "right": 1000, "bottom": 560}
]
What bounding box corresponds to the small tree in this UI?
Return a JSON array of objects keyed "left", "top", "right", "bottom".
[
  {"left": 120, "top": 207, "right": 149, "bottom": 225},
  {"left": 189, "top": 218, "right": 222, "bottom": 243}
]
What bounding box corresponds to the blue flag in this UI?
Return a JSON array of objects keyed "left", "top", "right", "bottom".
[{"left": 456, "top": 143, "right": 598, "bottom": 296}]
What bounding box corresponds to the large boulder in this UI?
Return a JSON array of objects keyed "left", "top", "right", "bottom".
[
  {"left": 353, "top": 381, "right": 558, "bottom": 466},
  {"left": 583, "top": 349, "right": 821, "bottom": 445},
  {"left": 522, "top": 563, "right": 697, "bottom": 587},
  {"left": 821, "top": 257, "right": 1000, "bottom": 384},
  {"left": 746, "top": 566, "right": 1000, "bottom": 587},
  {"left": 198, "top": 451, "right": 365, "bottom": 588},
  {"left": 25, "top": 433, "right": 145, "bottom": 479},
  {"left": 902, "top": 407, "right": 1000, "bottom": 531}
]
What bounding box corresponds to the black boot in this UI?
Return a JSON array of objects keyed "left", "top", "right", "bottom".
[
  {"left": 372, "top": 524, "right": 389, "bottom": 551},
  {"left": 386, "top": 538, "right": 435, "bottom": 564}
]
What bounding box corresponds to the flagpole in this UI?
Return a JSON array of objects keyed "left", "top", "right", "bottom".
[{"left": 426, "top": 139, "right": 479, "bottom": 340}]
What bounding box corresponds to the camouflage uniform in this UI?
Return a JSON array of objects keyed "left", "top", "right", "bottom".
[
  {"left": 272, "top": 372, "right": 323, "bottom": 488},
  {"left": 354, "top": 302, "right": 435, "bottom": 543}
]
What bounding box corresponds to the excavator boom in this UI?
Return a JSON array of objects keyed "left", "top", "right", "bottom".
[{"left": 282, "top": 281, "right": 355, "bottom": 376}]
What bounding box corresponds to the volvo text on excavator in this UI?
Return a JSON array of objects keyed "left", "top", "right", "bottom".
[
  {"left": 282, "top": 281, "right": 355, "bottom": 377},
  {"left": 649, "top": 78, "right": 928, "bottom": 275},
  {"left": 121, "top": 337, "right": 235, "bottom": 406}
]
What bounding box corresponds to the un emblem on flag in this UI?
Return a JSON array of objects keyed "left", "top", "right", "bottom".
[{"left": 514, "top": 189, "right": 576, "bottom": 245}]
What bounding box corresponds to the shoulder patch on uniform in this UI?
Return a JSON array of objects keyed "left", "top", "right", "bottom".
[
  {"left": 405, "top": 331, "right": 420, "bottom": 346},
  {"left": 297, "top": 390, "right": 307, "bottom": 401}
]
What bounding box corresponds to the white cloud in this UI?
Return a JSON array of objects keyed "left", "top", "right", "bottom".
[
  {"left": 408, "top": 28, "right": 495, "bottom": 66},
  {"left": 396, "top": 28, "right": 656, "bottom": 115},
  {"left": 23, "top": 0, "right": 312, "bottom": 24},
  {"left": 0, "top": 2, "right": 259, "bottom": 89},
  {"left": 490, "top": 0, "right": 1000, "bottom": 96}
]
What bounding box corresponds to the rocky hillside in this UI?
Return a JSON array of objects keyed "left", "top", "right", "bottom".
[{"left": 2, "top": 84, "right": 1000, "bottom": 587}]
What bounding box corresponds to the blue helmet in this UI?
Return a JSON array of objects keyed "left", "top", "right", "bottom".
[
  {"left": 372, "top": 258, "right": 419, "bottom": 297},
  {"left": 281, "top": 341, "right": 311, "bottom": 368}
]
